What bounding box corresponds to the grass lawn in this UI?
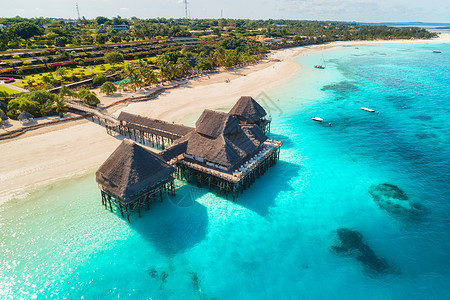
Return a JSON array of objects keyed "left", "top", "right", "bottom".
[
  {"left": 12, "top": 62, "right": 127, "bottom": 88},
  {"left": 11, "top": 58, "right": 158, "bottom": 89},
  {"left": 0, "top": 86, "right": 18, "bottom": 95}
]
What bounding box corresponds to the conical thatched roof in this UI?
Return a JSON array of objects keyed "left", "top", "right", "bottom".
[
  {"left": 195, "top": 110, "right": 240, "bottom": 138},
  {"left": 96, "top": 139, "right": 175, "bottom": 202},
  {"left": 167, "top": 110, "right": 267, "bottom": 171},
  {"left": 229, "top": 96, "right": 267, "bottom": 124},
  {"left": 18, "top": 111, "right": 34, "bottom": 121}
]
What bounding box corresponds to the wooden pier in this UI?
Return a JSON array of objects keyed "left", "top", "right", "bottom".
[
  {"left": 67, "top": 100, "right": 120, "bottom": 130},
  {"left": 116, "top": 112, "right": 193, "bottom": 149}
]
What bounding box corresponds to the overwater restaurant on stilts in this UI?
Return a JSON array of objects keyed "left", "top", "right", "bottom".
[
  {"left": 96, "top": 96, "right": 281, "bottom": 221},
  {"left": 96, "top": 139, "right": 176, "bottom": 222},
  {"left": 160, "top": 108, "right": 281, "bottom": 201}
]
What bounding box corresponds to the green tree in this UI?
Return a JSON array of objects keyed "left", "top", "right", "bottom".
[
  {"left": 93, "top": 74, "right": 108, "bottom": 87},
  {"left": 137, "top": 60, "right": 159, "bottom": 87},
  {"left": 53, "top": 94, "right": 68, "bottom": 117},
  {"left": 95, "top": 34, "right": 108, "bottom": 44},
  {"left": 156, "top": 54, "right": 178, "bottom": 81},
  {"left": 176, "top": 57, "right": 191, "bottom": 76},
  {"left": 100, "top": 81, "right": 117, "bottom": 96},
  {"left": 96, "top": 16, "right": 109, "bottom": 25},
  {"left": 54, "top": 67, "right": 69, "bottom": 78},
  {"left": 9, "top": 21, "right": 44, "bottom": 39},
  {"left": 7, "top": 98, "right": 40, "bottom": 119},
  {"left": 196, "top": 57, "right": 213, "bottom": 70},
  {"left": 122, "top": 63, "right": 142, "bottom": 91},
  {"left": 104, "top": 51, "right": 124, "bottom": 66},
  {"left": 76, "top": 89, "right": 100, "bottom": 106}
]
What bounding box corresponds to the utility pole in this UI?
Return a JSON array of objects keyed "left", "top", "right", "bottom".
[
  {"left": 221, "top": 9, "right": 223, "bottom": 18},
  {"left": 76, "top": 2, "right": 81, "bottom": 20},
  {"left": 184, "top": 0, "right": 188, "bottom": 19}
]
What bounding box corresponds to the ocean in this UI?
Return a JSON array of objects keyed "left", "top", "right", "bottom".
[{"left": 1, "top": 42, "right": 449, "bottom": 299}]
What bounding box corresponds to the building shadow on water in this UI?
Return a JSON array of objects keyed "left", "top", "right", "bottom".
[
  {"left": 234, "top": 160, "right": 301, "bottom": 217},
  {"left": 128, "top": 185, "right": 209, "bottom": 256}
]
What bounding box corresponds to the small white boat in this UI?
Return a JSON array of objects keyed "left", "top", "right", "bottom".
[
  {"left": 312, "top": 117, "right": 323, "bottom": 122},
  {"left": 360, "top": 107, "right": 375, "bottom": 112}
]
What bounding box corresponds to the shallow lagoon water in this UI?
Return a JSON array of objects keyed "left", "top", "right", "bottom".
[{"left": 1, "top": 43, "right": 449, "bottom": 299}]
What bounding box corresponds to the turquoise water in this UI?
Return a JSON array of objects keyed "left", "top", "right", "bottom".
[
  {"left": 1, "top": 43, "right": 449, "bottom": 299},
  {"left": 113, "top": 78, "right": 130, "bottom": 85}
]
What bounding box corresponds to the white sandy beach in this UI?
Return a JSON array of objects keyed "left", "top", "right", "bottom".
[{"left": 1, "top": 33, "right": 449, "bottom": 199}]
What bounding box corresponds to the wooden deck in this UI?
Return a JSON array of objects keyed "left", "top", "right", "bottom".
[{"left": 171, "top": 139, "right": 282, "bottom": 201}]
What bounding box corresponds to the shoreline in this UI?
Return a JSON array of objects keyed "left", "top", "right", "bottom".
[{"left": 1, "top": 33, "right": 449, "bottom": 199}]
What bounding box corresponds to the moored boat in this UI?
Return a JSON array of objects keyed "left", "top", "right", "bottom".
[
  {"left": 360, "top": 107, "right": 375, "bottom": 112},
  {"left": 312, "top": 117, "right": 323, "bottom": 122}
]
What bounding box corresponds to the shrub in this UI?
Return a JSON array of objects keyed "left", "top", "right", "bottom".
[
  {"left": 92, "top": 74, "right": 108, "bottom": 87},
  {"left": 100, "top": 81, "right": 117, "bottom": 95}
]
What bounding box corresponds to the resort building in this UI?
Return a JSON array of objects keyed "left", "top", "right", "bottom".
[
  {"left": 112, "top": 23, "right": 129, "bottom": 31},
  {"left": 229, "top": 96, "right": 271, "bottom": 133},
  {"left": 96, "top": 139, "right": 176, "bottom": 222},
  {"left": 161, "top": 109, "right": 281, "bottom": 200},
  {"left": 96, "top": 97, "right": 281, "bottom": 220}
]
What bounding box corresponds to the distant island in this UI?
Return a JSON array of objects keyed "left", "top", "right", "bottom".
[{"left": 0, "top": 17, "right": 437, "bottom": 122}]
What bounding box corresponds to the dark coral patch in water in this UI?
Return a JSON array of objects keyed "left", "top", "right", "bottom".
[
  {"left": 370, "top": 183, "right": 408, "bottom": 201},
  {"left": 385, "top": 95, "right": 415, "bottom": 109},
  {"left": 321, "top": 81, "right": 359, "bottom": 93},
  {"left": 369, "top": 183, "right": 425, "bottom": 218},
  {"left": 410, "top": 115, "right": 433, "bottom": 121},
  {"left": 332, "top": 228, "right": 395, "bottom": 276}
]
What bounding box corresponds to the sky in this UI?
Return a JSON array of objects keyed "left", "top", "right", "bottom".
[{"left": 1, "top": 0, "right": 449, "bottom": 23}]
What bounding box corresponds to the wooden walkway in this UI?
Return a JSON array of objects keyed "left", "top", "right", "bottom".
[
  {"left": 67, "top": 101, "right": 192, "bottom": 148},
  {"left": 67, "top": 100, "right": 120, "bottom": 126}
]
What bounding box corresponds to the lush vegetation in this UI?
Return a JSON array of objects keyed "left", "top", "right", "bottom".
[
  {"left": 0, "top": 16, "right": 436, "bottom": 122},
  {"left": 0, "top": 17, "right": 436, "bottom": 52}
]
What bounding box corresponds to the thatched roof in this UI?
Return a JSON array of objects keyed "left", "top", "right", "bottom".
[
  {"left": 195, "top": 109, "right": 240, "bottom": 138},
  {"left": 118, "top": 112, "right": 193, "bottom": 137},
  {"left": 169, "top": 110, "right": 267, "bottom": 171},
  {"left": 96, "top": 139, "right": 175, "bottom": 202},
  {"left": 160, "top": 140, "right": 187, "bottom": 162},
  {"left": 229, "top": 96, "right": 267, "bottom": 124},
  {"left": 18, "top": 111, "right": 33, "bottom": 121}
]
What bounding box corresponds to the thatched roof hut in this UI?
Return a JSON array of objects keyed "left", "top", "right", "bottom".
[
  {"left": 18, "top": 111, "right": 34, "bottom": 123},
  {"left": 163, "top": 110, "right": 267, "bottom": 172},
  {"left": 229, "top": 96, "right": 267, "bottom": 124},
  {"left": 96, "top": 139, "right": 175, "bottom": 204}
]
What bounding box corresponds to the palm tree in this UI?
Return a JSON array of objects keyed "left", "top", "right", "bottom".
[
  {"left": 53, "top": 94, "right": 68, "bottom": 117},
  {"left": 176, "top": 57, "right": 191, "bottom": 77},
  {"left": 137, "top": 61, "right": 159, "bottom": 87},
  {"left": 123, "top": 63, "right": 142, "bottom": 91}
]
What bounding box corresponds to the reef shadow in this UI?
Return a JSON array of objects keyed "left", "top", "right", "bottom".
[{"left": 332, "top": 228, "right": 398, "bottom": 277}]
